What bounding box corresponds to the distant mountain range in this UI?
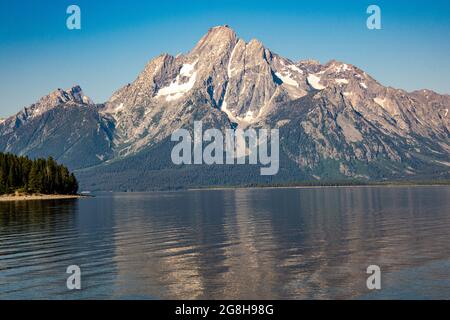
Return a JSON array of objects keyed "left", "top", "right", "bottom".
[{"left": 1, "top": 25, "right": 449, "bottom": 191}]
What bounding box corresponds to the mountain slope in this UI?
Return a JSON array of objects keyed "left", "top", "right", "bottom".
[
  {"left": 0, "top": 86, "right": 114, "bottom": 170},
  {"left": 0, "top": 26, "right": 448, "bottom": 190}
]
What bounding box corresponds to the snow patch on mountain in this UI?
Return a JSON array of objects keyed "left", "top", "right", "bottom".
[
  {"left": 227, "top": 43, "right": 239, "bottom": 78},
  {"left": 156, "top": 60, "right": 198, "bottom": 101},
  {"left": 374, "top": 97, "right": 387, "bottom": 109},
  {"left": 221, "top": 101, "right": 239, "bottom": 123},
  {"left": 334, "top": 63, "right": 350, "bottom": 73},
  {"left": 307, "top": 74, "right": 326, "bottom": 90},
  {"left": 221, "top": 101, "right": 257, "bottom": 125},
  {"left": 275, "top": 72, "right": 299, "bottom": 87},
  {"left": 287, "top": 64, "right": 303, "bottom": 74},
  {"left": 335, "top": 79, "right": 349, "bottom": 85},
  {"left": 115, "top": 103, "right": 124, "bottom": 112},
  {"left": 82, "top": 96, "right": 93, "bottom": 105}
]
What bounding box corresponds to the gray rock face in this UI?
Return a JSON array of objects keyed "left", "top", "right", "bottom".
[
  {"left": 101, "top": 25, "right": 313, "bottom": 155},
  {"left": 0, "top": 26, "right": 449, "bottom": 188},
  {"left": 0, "top": 86, "right": 114, "bottom": 170}
]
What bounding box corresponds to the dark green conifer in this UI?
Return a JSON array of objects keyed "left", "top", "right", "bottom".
[{"left": 0, "top": 153, "right": 79, "bottom": 195}]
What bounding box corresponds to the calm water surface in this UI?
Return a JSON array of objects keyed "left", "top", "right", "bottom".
[{"left": 0, "top": 186, "right": 449, "bottom": 299}]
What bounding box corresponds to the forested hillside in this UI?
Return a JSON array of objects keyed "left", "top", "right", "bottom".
[{"left": 0, "top": 153, "right": 78, "bottom": 195}]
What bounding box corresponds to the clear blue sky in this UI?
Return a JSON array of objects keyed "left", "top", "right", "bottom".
[{"left": 1, "top": 0, "right": 449, "bottom": 117}]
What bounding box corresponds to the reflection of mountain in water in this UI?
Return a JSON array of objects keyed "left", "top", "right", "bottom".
[
  {"left": 1, "top": 187, "right": 449, "bottom": 299},
  {"left": 109, "top": 187, "right": 450, "bottom": 299}
]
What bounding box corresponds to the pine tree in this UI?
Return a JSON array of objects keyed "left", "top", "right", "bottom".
[
  {"left": 28, "top": 162, "right": 39, "bottom": 193},
  {"left": 0, "top": 153, "right": 79, "bottom": 195}
]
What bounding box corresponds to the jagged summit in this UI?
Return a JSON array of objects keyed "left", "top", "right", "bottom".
[
  {"left": 192, "top": 25, "right": 238, "bottom": 53},
  {"left": 103, "top": 25, "right": 308, "bottom": 131},
  {"left": 47, "top": 85, "right": 92, "bottom": 105},
  {"left": 21, "top": 85, "right": 93, "bottom": 119},
  {"left": 0, "top": 84, "right": 95, "bottom": 138}
]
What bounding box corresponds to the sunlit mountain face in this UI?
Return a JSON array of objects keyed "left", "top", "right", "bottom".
[{"left": 1, "top": 26, "right": 449, "bottom": 191}]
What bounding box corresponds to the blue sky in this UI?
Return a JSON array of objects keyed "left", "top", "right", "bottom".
[{"left": 1, "top": 0, "right": 449, "bottom": 117}]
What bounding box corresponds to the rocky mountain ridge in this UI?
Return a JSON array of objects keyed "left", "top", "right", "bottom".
[{"left": 0, "top": 25, "right": 448, "bottom": 190}]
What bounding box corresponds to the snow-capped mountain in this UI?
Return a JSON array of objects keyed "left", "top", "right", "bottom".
[
  {"left": 100, "top": 26, "right": 313, "bottom": 156},
  {"left": 0, "top": 26, "right": 449, "bottom": 190}
]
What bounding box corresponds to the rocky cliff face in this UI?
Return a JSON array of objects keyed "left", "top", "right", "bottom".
[
  {"left": 0, "top": 86, "right": 114, "bottom": 170},
  {"left": 0, "top": 26, "right": 448, "bottom": 189}
]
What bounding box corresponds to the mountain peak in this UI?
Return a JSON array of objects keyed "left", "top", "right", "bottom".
[
  {"left": 210, "top": 24, "right": 234, "bottom": 32},
  {"left": 46, "top": 85, "right": 92, "bottom": 105},
  {"left": 191, "top": 25, "right": 238, "bottom": 54},
  {"left": 247, "top": 38, "right": 267, "bottom": 55},
  {"left": 18, "top": 85, "right": 93, "bottom": 119},
  {"left": 201, "top": 24, "right": 237, "bottom": 40}
]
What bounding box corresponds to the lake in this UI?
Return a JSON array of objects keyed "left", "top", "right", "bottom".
[{"left": 0, "top": 186, "right": 449, "bottom": 299}]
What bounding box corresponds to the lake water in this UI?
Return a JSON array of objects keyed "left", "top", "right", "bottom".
[{"left": 0, "top": 186, "right": 449, "bottom": 300}]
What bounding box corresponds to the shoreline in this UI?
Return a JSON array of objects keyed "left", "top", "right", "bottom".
[
  {"left": 0, "top": 194, "right": 86, "bottom": 202},
  {"left": 187, "top": 183, "right": 450, "bottom": 192}
]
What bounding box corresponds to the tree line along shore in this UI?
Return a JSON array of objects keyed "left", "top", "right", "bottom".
[{"left": 0, "top": 153, "right": 79, "bottom": 197}]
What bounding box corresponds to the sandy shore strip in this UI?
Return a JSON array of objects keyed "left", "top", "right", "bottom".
[{"left": 0, "top": 194, "right": 85, "bottom": 202}]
